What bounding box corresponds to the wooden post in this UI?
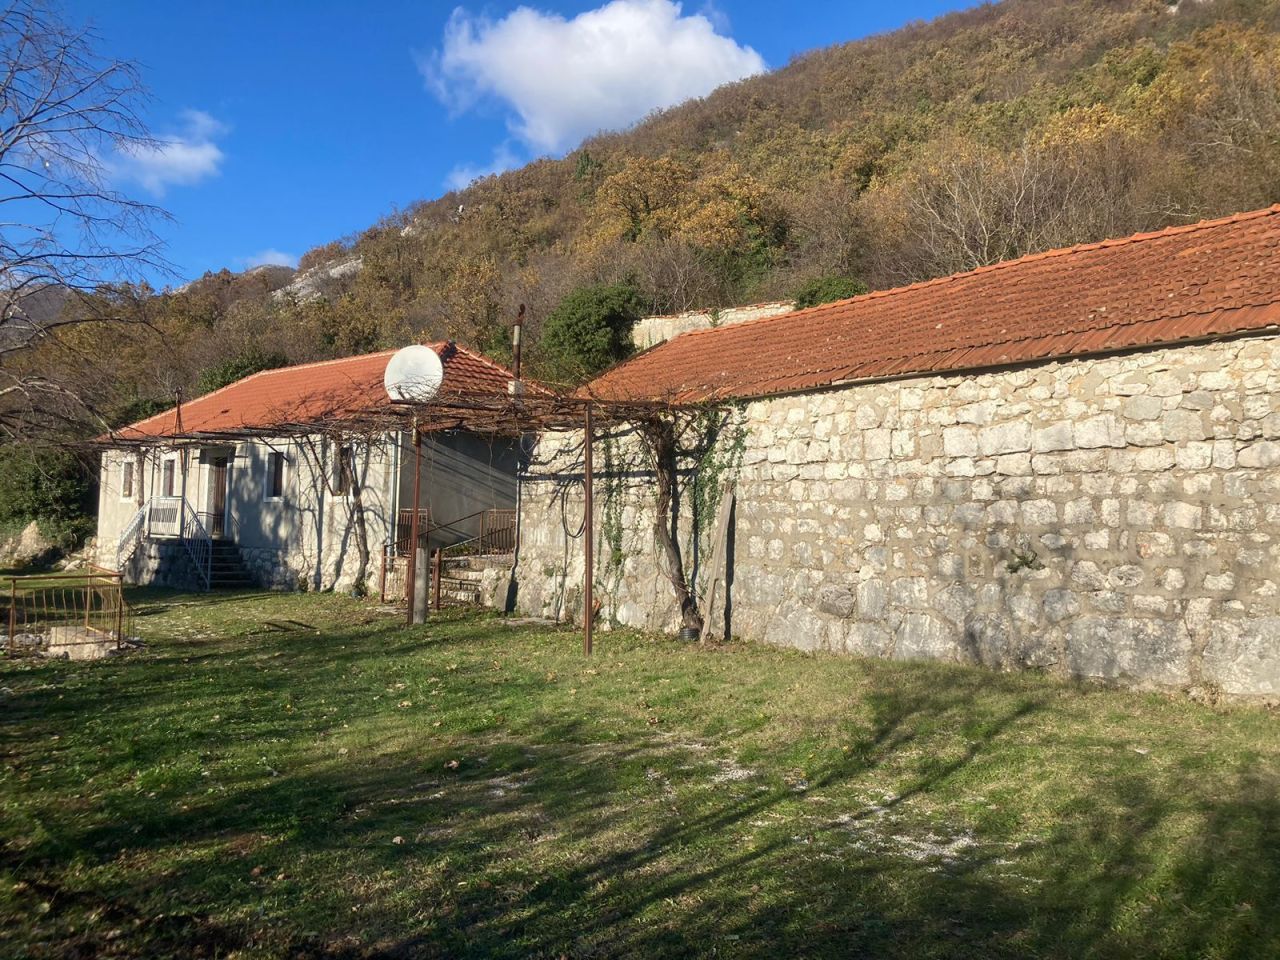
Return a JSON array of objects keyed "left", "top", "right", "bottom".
[
  {"left": 406, "top": 422, "right": 424, "bottom": 624},
  {"left": 412, "top": 544, "right": 429, "bottom": 625},
  {"left": 8, "top": 578, "right": 15, "bottom": 656},
  {"left": 378, "top": 553, "right": 387, "bottom": 604},
  {"left": 583, "top": 405, "right": 594, "bottom": 657},
  {"left": 699, "top": 484, "right": 736, "bottom": 643},
  {"left": 433, "top": 549, "right": 443, "bottom": 611}
]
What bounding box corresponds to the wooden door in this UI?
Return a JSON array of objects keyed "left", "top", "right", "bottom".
[{"left": 210, "top": 457, "right": 229, "bottom": 538}]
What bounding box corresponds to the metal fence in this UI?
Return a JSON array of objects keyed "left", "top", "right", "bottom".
[{"left": 4, "top": 567, "right": 134, "bottom": 659}]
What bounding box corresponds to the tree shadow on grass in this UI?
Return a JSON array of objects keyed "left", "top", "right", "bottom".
[{"left": 4, "top": 627, "right": 1279, "bottom": 959}]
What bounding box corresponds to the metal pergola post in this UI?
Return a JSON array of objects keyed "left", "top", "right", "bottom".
[{"left": 583, "top": 404, "right": 594, "bottom": 657}]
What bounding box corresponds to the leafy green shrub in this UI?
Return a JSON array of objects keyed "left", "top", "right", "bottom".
[
  {"left": 793, "top": 276, "right": 868, "bottom": 310},
  {"left": 197, "top": 348, "right": 289, "bottom": 395},
  {"left": 536, "top": 283, "right": 647, "bottom": 385},
  {"left": 0, "top": 446, "right": 95, "bottom": 549}
]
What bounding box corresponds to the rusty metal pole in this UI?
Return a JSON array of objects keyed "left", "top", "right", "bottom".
[
  {"left": 583, "top": 404, "right": 594, "bottom": 657},
  {"left": 8, "top": 578, "right": 15, "bottom": 656},
  {"left": 406, "top": 421, "right": 424, "bottom": 625}
]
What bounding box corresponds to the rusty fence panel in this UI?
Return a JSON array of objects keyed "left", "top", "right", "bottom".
[{"left": 2, "top": 567, "right": 135, "bottom": 659}]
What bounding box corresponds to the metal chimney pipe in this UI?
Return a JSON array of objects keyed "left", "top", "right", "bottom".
[{"left": 512, "top": 303, "right": 525, "bottom": 381}]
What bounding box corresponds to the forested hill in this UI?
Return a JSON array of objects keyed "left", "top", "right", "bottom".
[{"left": 53, "top": 0, "right": 1280, "bottom": 419}]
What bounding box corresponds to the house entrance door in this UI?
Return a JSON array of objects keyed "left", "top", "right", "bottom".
[{"left": 209, "top": 457, "right": 229, "bottom": 538}]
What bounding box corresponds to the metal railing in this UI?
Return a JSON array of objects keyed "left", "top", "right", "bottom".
[
  {"left": 181, "top": 503, "right": 213, "bottom": 591},
  {"left": 116, "top": 498, "right": 219, "bottom": 590},
  {"left": 147, "top": 496, "right": 183, "bottom": 538},
  {"left": 395, "top": 508, "right": 516, "bottom": 558},
  {"left": 395, "top": 508, "right": 430, "bottom": 557},
  {"left": 116, "top": 502, "right": 148, "bottom": 570},
  {"left": 379, "top": 509, "right": 516, "bottom": 607},
  {"left": 4, "top": 566, "right": 133, "bottom": 658},
  {"left": 196, "top": 510, "right": 238, "bottom": 541},
  {"left": 439, "top": 508, "right": 516, "bottom": 557}
]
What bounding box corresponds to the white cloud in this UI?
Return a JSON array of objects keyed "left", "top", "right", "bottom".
[
  {"left": 444, "top": 141, "right": 521, "bottom": 191},
  {"left": 241, "top": 248, "right": 299, "bottom": 269},
  {"left": 424, "top": 0, "right": 766, "bottom": 154},
  {"left": 112, "top": 109, "right": 228, "bottom": 196}
]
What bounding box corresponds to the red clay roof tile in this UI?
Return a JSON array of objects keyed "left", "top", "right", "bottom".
[
  {"left": 584, "top": 206, "right": 1280, "bottom": 404},
  {"left": 113, "top": 342, "right": 523, "bottom": 441}
]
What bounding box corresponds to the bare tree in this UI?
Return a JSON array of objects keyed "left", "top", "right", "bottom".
[
  {"left": 865, "top": 130, "right": 1156, "bottom": 287},
  {"left": 0, "top": 0, "right": 167, "bottom": 438},
  {"left": 635, "top": 412, "right": 703, "bottom": 634}
]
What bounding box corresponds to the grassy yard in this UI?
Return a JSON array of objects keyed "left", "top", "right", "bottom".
[{"left": 2, "top": 590, "right": 1278, "bottom": 959}]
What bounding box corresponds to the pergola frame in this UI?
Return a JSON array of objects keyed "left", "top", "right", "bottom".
[{"left": 90, "top": 386, "right": 715, "bottom": 656}]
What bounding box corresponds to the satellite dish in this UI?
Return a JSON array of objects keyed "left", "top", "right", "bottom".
[{"left": 384, "top": 345, "right": 444, "bottom": 403}]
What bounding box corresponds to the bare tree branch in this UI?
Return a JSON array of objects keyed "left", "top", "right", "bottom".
[{"left": 0, "top": 0, "right": 170, "bottom": 441}]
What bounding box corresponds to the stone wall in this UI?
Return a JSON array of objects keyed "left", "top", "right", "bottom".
[
  {"left": 632, "top": 301, "right": 795, "bottom": 350},
  {"left": 513, "top": 333, "right": 1280, "bottom": 699},
  {"left": 122, "top": 540, "right": 205, "bottom": 591}
]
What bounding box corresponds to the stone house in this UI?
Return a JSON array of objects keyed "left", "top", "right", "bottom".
[
  {"left": 513, "top": 206, "right": 1280, "bottom": 698},
  {"left": 98, "top": 343, "right": 525, "bottom": 592}
]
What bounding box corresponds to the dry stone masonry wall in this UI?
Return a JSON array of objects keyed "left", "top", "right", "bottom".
[
  {"left": 632, "top": 301, "right": 795, "bottom": 349},
  {"left": 515, "top": 334, "right": 1280, "bottom": 699}
]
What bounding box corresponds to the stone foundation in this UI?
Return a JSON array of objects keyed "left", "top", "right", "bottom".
[
  {"left": 515, "top": 333, "right": 1280, "bottom": 699},
  {"left": 122, "top": 540, "right": 204, "bottom": 591},
  {"left": 238, "top": 546, "right": 301, "bottom": 590}
]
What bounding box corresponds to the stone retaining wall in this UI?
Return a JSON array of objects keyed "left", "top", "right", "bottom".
[
  {"left": 632, "top": 301, "right": 795, "bottom": 349},
  {"left": 122, "top": 540, "right": 204, "bottom": 591},
  {"left": 514, "top": 333, "right": 1280, "bottom": 698}
]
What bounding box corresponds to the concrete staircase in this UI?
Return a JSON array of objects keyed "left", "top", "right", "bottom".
[
  {"left": 209, "top": 540, "right": 254, "bottom": 590},
  {"left": 433, "top": 555, "right": 511, "bottom": 607}
]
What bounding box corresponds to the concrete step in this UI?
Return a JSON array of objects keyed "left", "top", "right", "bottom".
[
  {"left": 441, "top": 568, "right": 485, "bottom": 583},
  {"left": 442, "top": 554, "right": 511, "bottom": 573}
]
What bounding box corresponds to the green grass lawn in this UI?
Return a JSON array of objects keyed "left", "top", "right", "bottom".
[{"left": 2, "top": 589, "right": 1278, "bottom": 959}]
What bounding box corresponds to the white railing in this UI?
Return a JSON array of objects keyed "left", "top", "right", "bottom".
[
  {"left": 147, "top": 496, "right": 183, "bottom": 538},
  {"left": 180, "top": 503, "right": 213, "bottom": 591},
  {"left": 115, "top": 502, "right": 149, "bottom": 570},
  {"left": 114, "top": 497, "right": 213, "bottom": 590}
]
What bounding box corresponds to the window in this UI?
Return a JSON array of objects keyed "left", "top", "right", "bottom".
[
  {"left": 335, "top": 445, "right": 355, "bottom": 496},
  {"left": 162, "top": 458, "right": 176, "bottom": 497},
  {"left": 121, "top": 460, "right": 134, "bottom": 499},
  {"left": 266, "top": 451, "right": 285, "bottom": 500}
]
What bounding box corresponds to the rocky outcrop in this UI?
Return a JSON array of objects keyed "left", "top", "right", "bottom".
[{"left": 0, "top": 521, "right": 54, "bottom": 569}]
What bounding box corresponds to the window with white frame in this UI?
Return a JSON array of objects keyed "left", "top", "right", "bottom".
[
  {"left": 121, "top": 460, "right": 134, "bottom": 500},
  {"left": 266, "top": 451, "right": 286, "bottom": 500}
]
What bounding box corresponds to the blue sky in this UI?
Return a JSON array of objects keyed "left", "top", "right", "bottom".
[{"left": 65, "top": 0, "right": 967, "bottom": 285}]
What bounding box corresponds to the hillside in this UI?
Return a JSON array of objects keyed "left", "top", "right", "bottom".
[{"left": 43, "top": 0, "right": 1280, "bottom": 421}]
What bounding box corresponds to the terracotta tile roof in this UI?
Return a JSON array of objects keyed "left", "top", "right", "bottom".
[
  {"left": 585, "top": 205, "right": 1280, "bottom": 404},
  {"left": 113, "top": 342, "right": 526, "bottom": 441}
]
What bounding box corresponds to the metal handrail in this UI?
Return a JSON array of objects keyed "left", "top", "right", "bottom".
[
  {"left": 438, "top": 508, "right": 517, "bottom": 559},
  {"left": 115, "top": 502, "right": 149, "bottom": 569},
  {"left": 196, "top": 509, "right": 240, "bottom": 541},
  {"left": 180, "top": 503, "right": 213, "bottom": 591}
]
